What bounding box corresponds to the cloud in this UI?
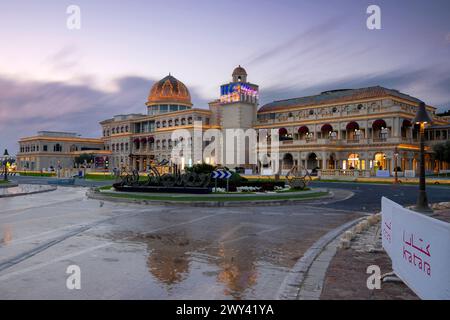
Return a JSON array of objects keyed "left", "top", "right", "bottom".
[
  {"left": 246, "top": 16, "right": 345, "bottom": 66},
  {"left": 0, "top": 74, "right": 208, "bottom": 154},
  {"left": 260, "top": 65, "right": 450, "bottom": 112},
  {"left": 44, "top": 46, "right": 81, "bottom": 71}
]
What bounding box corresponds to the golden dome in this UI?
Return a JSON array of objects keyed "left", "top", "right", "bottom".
[{"left": 147, "top": 74, "right": 192, "bottom": 106}]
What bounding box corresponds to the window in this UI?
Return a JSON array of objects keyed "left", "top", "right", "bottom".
[
  {"left": 54, "top": 144, "right": 62, "bottom": 152},
  {"left": 160, "top": 105, "right": 168, "bottom": 113},
  {"left": 43, "top": 145, "right": 48, "bottom": 152},
  {"left": 170, "top": 105, "right": 178, "bottom": 112}
]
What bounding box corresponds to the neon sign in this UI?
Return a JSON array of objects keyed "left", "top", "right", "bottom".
[{"left": 220, "top": 82, "right": 259, "bottom": 103}]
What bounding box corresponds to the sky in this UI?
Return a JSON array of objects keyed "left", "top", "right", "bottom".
[{"left": 0, "top": 0, "right": 450, "bottom": 154}]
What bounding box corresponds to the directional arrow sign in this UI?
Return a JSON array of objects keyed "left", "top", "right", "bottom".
[{"left": 211, "top": 170, "right": 232, "bottom": 179}]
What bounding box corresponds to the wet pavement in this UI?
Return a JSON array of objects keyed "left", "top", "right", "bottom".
[{"left": 0, "top": 187, "right": 361, "bottom": 299}]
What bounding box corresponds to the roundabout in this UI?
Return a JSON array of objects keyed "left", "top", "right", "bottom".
[{"left": 87, "top": 187, "right": 331, "bottom": 207}]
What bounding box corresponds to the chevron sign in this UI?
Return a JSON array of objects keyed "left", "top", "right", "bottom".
[{"left": 211, "top": 170, "right": 232, "bottom": 179}]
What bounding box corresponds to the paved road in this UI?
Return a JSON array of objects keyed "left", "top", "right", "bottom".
[
  {"left": 9, "top": 176, "right": 112, "bottom": 188},
  {"left": 309, "top": 181, "right": 450, "bottom": 213},
  {"left": 0, "top": 187, "right": 360, "bottom": 299}
]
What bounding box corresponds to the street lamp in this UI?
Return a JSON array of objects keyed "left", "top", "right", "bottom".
[
  {"left": 413, "top": 101, "right": 433, "bottom": 214},
  {"left": 393, "top": 147, "right": 399, "bottom": 184},
  {"left": 3, "top": 149, "right": 10, "bottom": 182}
]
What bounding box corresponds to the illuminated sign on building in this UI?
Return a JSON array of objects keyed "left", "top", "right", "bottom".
[{"left": 220, "top": 82, "right": 259, "bottom": 103}]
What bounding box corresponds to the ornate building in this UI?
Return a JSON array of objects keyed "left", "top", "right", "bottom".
[
  {"left": 17, "top": 66, "right": 450, "bottom": 175},
  {"left": 16, "top": 131, "right": 105, "bottom": 171}
]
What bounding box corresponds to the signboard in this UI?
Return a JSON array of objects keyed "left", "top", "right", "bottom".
[
  {"left": 220, "top": 82, "right": 259, "bottom": 103},
  {"left": 381, "top": 197, "right": 450, "bottom": 299},
  {"left": 211, "top": 170, "right": 232, "bottom": 179},
  {"left": 376, "top": 169, "right": 390, "bottom": 177}
]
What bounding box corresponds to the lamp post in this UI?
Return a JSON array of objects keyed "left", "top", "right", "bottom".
[
  {"left": 3, "top": 149, "right": 10, "bottom": 182},
  {"left": 413, "top": 102, "right": 433, "bottom": 214},
  {"left": 393, "top": 147, "right": 399, "bottom": 184}
]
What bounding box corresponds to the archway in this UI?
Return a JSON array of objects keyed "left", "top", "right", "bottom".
[
  {"left": 372, "top": 119, "right": 388, "bottom": 140},
  {"left": 401, "top": 119, "right": 412, "bottom": 139},
  {"left": 282, "top": 153, "right": 294, "bottom": 170},
  {"left": 374, "top": 153, "right": 386, "bottom": 170},
  {"left": 298, "top": 126, "right": 309, "bottom": 140},
  {"left": 346, "top": 122, "right": 360, "bottom": 140},
  {"left": 347, "top": 153, "right": 360, "bottom": 170},
  {"left": 307, "top": 153, "right": 318, "bottom": 170},
  {"left": 328, "top": 153, "right": 336, "bottom": 169}
]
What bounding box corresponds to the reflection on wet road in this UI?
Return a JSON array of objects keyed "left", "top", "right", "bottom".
[{"left": 0, "top": 187, "right": 361, "bottom": 299}]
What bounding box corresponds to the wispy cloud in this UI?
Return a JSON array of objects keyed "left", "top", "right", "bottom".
[
  {"left": 246, "top": 16, "right": 345, "bottom": 67},
  {"left": 260, "top": 65, "right": 450, "bottom": 112}
]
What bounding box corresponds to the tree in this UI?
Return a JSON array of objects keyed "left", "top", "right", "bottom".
[
  {"left": 433, "top": 141, "right": 450, "bottom": 169},
  {"left": 74, "top": 154, "right": 94, "bottom": 167}
]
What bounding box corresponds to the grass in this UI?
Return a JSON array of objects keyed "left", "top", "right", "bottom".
[
  {"left": 17, "top": 172, "right": 55, "bottom": 177},
  {"left": 98, "top": 191, "right": 328, "bottom": 202},
  {"left": 0, "top": 180, "right": 9, "bottom": 184},
  {"left": 85, "top": 173, "right": 116, "bottom": 181},
  {"left": 98, "top": 185, "right": 113, "bottom": 191}
]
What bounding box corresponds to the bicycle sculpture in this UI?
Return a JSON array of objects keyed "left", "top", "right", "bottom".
[
  {"left": 113, "top": 159, "right": 211, "bottom": 193},
  {"left": 285, "top": 164, "right": 312, "bottom": 190}
]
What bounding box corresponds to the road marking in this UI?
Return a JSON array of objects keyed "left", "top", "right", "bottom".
[{"left": 0, "top": 243, "right": 112, "bottom": 282}]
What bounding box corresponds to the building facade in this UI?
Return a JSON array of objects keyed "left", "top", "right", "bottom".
[
  {"left": 16, "top": 131, "right": 107, "bottom": 171},
  {"left": 17, "top": 66, "right": 450, "bottom": 175}
]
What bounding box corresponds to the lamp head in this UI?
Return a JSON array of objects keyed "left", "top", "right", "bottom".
[
  {"left": 3, "top": 149, "right": 8, "bottom": 157},
  {"left": 413, "top": 102, "right": 432, "bottom": 125}
]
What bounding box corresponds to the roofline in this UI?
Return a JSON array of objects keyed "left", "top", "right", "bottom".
[{"left": 257, "top": 95, "right": 435, "bottom": 114}]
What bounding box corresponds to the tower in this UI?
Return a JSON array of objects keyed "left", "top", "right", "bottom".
[
  {"left": 216, "top": 66, "right": 259, "bottom": 169},
  {"left": 219, "top": 65, "right": 259, "bottom": 129}
]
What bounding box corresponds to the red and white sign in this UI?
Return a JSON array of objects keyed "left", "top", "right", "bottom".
[{"left": 381, "top": 197, "right": 450, "bottom": 299}]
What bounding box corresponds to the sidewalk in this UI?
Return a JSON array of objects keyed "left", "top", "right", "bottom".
[{"left": 319, "top": 204, "right": 450, "bottom": 300}]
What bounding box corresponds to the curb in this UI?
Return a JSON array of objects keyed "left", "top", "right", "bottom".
[
  {"left": 0, "top": 185, "right": 57, "bottom": 198},
  {"left": 86, "top": 189, "right": 333, "bottom": 207},
  {"left": 275, "top": 216, "right": 366, "bottom": 300}
]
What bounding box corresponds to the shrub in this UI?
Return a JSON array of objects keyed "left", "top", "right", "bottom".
[{"left": 185, "top": 163, "right": 216, "bottom": 174}]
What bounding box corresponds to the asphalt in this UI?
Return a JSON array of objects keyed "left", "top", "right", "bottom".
[
  {"left": 0, "top": 186, "right": 360, "bottom": 299},
  {"left": 309, "top": 181, "right": 450, "bottom": 213}
]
